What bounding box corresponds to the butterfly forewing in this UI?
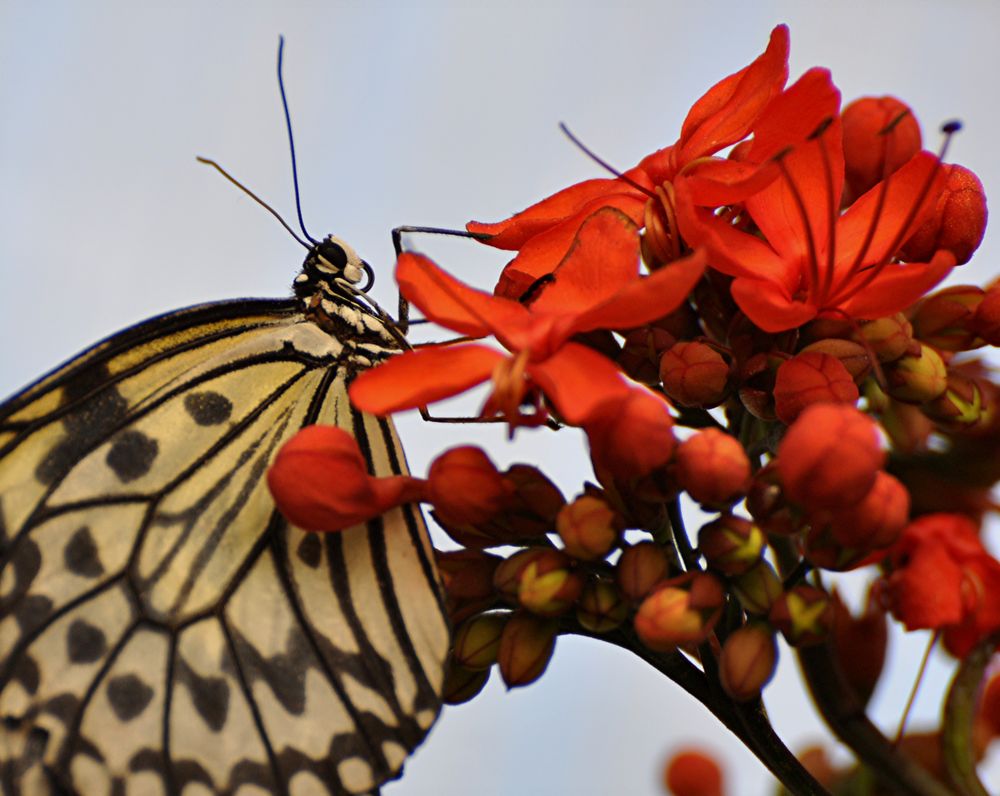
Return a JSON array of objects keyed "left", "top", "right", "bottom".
[{"left": 0, "top": 294, "right": 448, "bottom": 795}]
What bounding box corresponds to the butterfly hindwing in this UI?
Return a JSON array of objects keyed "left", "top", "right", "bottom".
[{"left": 0, "top": 297, "right": 449, "bottom": 795}]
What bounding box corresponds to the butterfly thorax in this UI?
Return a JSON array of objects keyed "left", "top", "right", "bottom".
[{"left": 293, "top": 234, "right": 399, "bottom": 357}]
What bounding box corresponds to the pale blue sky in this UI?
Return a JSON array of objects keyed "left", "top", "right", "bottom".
[{"left": 2, "top": 3, "right": 998, "bottom": 794}]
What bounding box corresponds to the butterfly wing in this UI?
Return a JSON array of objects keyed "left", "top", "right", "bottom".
[{"left": 0, "top": 299, "right": 449, "bottom": 795}]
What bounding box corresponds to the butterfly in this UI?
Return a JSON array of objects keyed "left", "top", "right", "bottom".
[{"left": 0, "top": 42, "right": 449, "bottom": 796}]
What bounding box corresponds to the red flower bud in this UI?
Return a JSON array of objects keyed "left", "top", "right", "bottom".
[
  {"left": 922, "top": 371, "right": 989, "bottom": 431},
  {"left": 664, "top": 749, "right": 725, "bottom": 796},
  {"left": 698, "top": 515, "right": 765, "bottom": 576},
  {"left": 634, "top": 573, "right": 725, "bottom": 652},
  {"left": 719, "top": 623, "right": 778, "bottom": 701},
  {"left": 973, "top": 284, "right": 1000, "bottom": 345},
  {"left": 426, "top": 446, "right": 512, "bottom": 526},
  {"left": 842, "top": 96, "right": 922, "bottom": 204},
  {"left": 770, "top": 585, "right": 834, "bottom": 646},
  {"left": 900, "top": 164, "right": 987, "bottom": 265},
  {"left": 616, "top": 541, "right": 671, "bottom": 602},
  {"left": 773, "top": 351, "right": 860, "bottom": 424},
  {"left": 556, "top": 494, "right": 622, "bottom": 561},
  {"left": 585, "top": 390, "right": 676, "bottom": 480},
  {"left": 826, "top": 471, "right": 910, "bottom": 550},
  {"left": 732, "top": 560, "right": 783, "bottom": 615},
  {"left": 497, "top": 612, "right": 558, "bottom": 688},
  {"left": 885, "top": 343, "right": 948, "bottom": 403},
  {"left": 831, "top": 591, "right": 887, "bottom": 706},
  {"left": 674, "top": 429, "right": 751, "bottom": 508},
  {"left": 576, "top": 578, "right": 629, "bottom": 634},
  {"left": 442, "top": 662, "right": 490, "bottom": 705},
  {"left": 746, "top": 463, "right": 802, "bottom": 536},
  {"left": 911, "top": 285, "right": 985, "bottom": 351},
  {"left": 268, "top": 425, "right": 423, "bottom": 532},
  {"left": 777, "top": 404, "right": 884, "bottom": 510},
  {"left": 619, "top": 326, "right": 677, "bottom": 385},
  {"left": 738, "top": 351, "right": 782, "bottom": 420},
  {"left": 800, "top": 339, "right": 872, "bottom": 382},
  {"left": 857, "top": 314, "right": 917, "bottom": 363},
  {"left": 659, "top": 342, "right": 732, "bottom": 408},
  {"left": 436, "top": 549, "right": 502, "bottom": 602}
]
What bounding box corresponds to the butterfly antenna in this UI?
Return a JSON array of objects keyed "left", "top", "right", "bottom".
[
  {"left": 277, "top": 36, "right": 317, "bottom": 245},
  {"left": 196, "top": 156, "right": 311, "bottom": 250}
]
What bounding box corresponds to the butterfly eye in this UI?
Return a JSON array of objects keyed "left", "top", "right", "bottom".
[{"left": 316, "top": 239, "right": 348, "bottom": 270}]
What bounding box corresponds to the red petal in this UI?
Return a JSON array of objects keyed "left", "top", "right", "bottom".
[
  {"left": 731, "top": 277, "right": 818, "bottom": 333},
  {"left": 467, "top": 174, "right": 649, "bottom": 250},
  {"left": 570, "top": 249, "right": 706, "bottom": 335},
  {"left": 528, "top": 207, "right": 641, "bottom": 314},
  {"left": 891, "top": 542, "right": 965, "bottom": 629},
  {"left": 492, "top": 193, "right": 648, "bottom": 297},
  {"left": 838, "top": 250, "right": 956, "bottom": 320},
  {"left": 349, "top": 344, "right": 503, "bottom": 414},
  {"left": 675, "top": 188, "right": 787, "bottom": 282},
  {"left": 397, "top": 252, "right": 531, "bottom": 342},
  {"left": 681, "top": 159, "right": 780, "bottom": 207},
  {"left": 527, "top": 343, "right": 630, "bottom": 425},
  {"left": 835, "top": 152, "right": 949, "bottom": 273},
  {"left": 748, "top": 68, "right": 841, "bottom": 163},
  {"left": 676, "top": 25, "right": 790, "bottom": 165}
]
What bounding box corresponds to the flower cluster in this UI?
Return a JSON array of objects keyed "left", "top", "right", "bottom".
[{"left": 268, "top": 24, "right": 997, "bottom": 795}]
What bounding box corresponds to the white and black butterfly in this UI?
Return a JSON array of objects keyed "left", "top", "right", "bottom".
[{"left": 0, "top": 41, "right": 449, "bottom": 796}]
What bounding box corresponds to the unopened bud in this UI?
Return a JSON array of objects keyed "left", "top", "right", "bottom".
[
  {"left": 911, "top": 285, "right": 985, "bottom": 351},
  {"left": 719, "top": 624, "right": 778, "bottom": 701},
  {"left": 497, "top": 612, "right": 558, "bottom": 688},
  {"left": 659, "top": 342, "right": 732, "bottom": 408},
  {"left": 773, "top": 351, "right": 860, "bottom": 424},
  {"left": 922, "top": 371, "right": 987, "bottom": 430},
  {"left": 857, "top": 314, "right": 917, "bottom": 363},
  {"left": 517, "top": 554, "right": 585, "bottom": 617},
  {"left": 556, "top": 494, "right": 622, "bottom": 561},
  {"left": 664, "top": 749, "right": 725, "bottom": 796},
  {"left": 452, "top": 613, "right": 507, "bottom": 670},
  {"left": 619, "top": 326, "right": 676, "bottom": 385},
  {"left": 634, "top": 573, "right": 725, "bottom": 652},
  {"left": 576, "top": 578, "right": 629, "bottom": 634},
  {"left": 746, "top": 463, "right": 802, "bottom": 536},
  {"left": 738, "top": 352, "right": 781, "bottom": 420},
  {"left": 826, "top": 471, "right": 910, "bottom": 550},
  {"left": 900, "top": 163, "right": 987, "bottom": 265},
  {"left": 442, "top": 662, "right": 490, "bottom": 705},
  {"left": 493, "top": 548, "right": 566, "bottom": 604},
  {"left": 770, "top": 585, "right": 834, "bottom": 646},
  {"left": 674, "top": 428, "right": 751, "bottom": 508},
  {"left": 616, "top": 541, "right": 670, "bottom": 601},
  {"left": 800, "top": 339, "right": 872, "bottom": 382},
  {"left": 437, "top": 549, "right": 502, "bottom": 601},
  {"left": 885, "top": 344, "right": 948, "bottom": 403},
  {"left": 974, "top": 284, "right": 1000, "bottom": 346},
  {"left": 427, "top": 446, "right": 512, "bottom": 526},
  {"left": 732, "top": 560, "right": 783, "bottom": 615},
  {"left": 841, "top": 96, "right": 921, "bottom": 203},
  {"left": 698, "top": 515, "right": 765, "bottom": 576}
]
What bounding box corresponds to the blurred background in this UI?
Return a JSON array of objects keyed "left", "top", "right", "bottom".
[{"left": 1, "top": 2, "right": 998, "bottom": 794}]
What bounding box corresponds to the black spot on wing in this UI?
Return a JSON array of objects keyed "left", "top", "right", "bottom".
[
  {"left": 183, "top": 391, "right": 233, "bottom": 426},
  {"left": 11, "top": 655, "right": 39, "bottom": 695},
  {"left": 66, "top": 619, "right": 107, "bottom": 664},
  {"left": 63, "top": 526, "right": 104, "bottom": 578},
  {"left": 106, "top": 430, "right": 158, "bottom": 483},
  {"left": 14, "top": 595, "right": 53, "bottom": 636},
  {"left": 1, "top": 537, "right": 42, "bottom": 615},
  {"left": 228, "top": 628, "right": 309, "bottom": 716},
  {"left": 175, "top": 659, "right": 230, "bottom": 732},
  {"left": 106, "top": 674, "right": 154, "bottom": 722},
  {"left": 35, "top": 369, "right": 129, "bottom": 486},
  {"left": 296, "top": 533, "right": 322, "bottom": 569}
]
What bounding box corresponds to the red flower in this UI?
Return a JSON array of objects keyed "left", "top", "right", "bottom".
[
  {"left": 467, "top": 25, "right": 790, "bottom": 298},
  {"left": 885, "top": 513, "right": 1000, "bottom": 657},
  {"left": 677, "top": 69, "right": 955, "bottom": 333},
  {"left": 267, "top": 426, "right": 424, "bottom": 532},
  {"left": 351, "top": 209, "right": 704, "bottom": 442}
]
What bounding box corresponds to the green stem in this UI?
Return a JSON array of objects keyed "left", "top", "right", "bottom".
[
  {"left": 798, "top": 643, "right": 955, "bottom": 796},
  {"left": 571, "top": 625, "right": 830, "bottom": 796}
]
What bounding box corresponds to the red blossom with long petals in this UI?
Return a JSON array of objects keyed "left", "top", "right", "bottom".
[
  {"left": 468, "top": 25, "right": 790, "bottom": 297},
  {"left": 677, "top": 69, "right": 955, "bottom": 333},
  {"left": 351, "top": 209, "right": 705, "bottom": 437},
  {"left": 884, "top": 513, "right": 1000, "bottom": 657}
]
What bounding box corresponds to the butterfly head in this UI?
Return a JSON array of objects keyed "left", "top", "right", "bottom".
[{"left": 303, "top": 235, "right": 373, "bottom": 289}]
